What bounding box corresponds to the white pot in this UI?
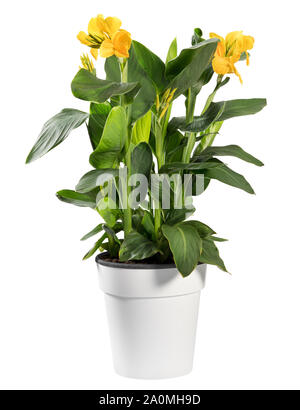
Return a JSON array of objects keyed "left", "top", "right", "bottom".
[{"left": 96, "top": 254, "right": 206, "bottom": 379}]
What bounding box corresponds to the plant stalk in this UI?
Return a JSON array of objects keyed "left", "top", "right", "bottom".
[
  {"left": 182, "top": 88, "right": 197, "bottom": 163},
  {"left": 120, "top": 59, "right": 132, "bottom": 236}
]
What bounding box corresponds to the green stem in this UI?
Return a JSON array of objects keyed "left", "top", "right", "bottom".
[
  {"left": 120, "top": 59, "right": 132, "bottom": 236},
  {"left": 182, "top": 88, "right": 197, "bottom": 163},
  {"left": 154, "top": 117, "right": 165, "bottom": 240}
]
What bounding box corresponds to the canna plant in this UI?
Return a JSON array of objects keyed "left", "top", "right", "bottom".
[{"left": 26, "top": 15, "right": 266, "bottom": 277}]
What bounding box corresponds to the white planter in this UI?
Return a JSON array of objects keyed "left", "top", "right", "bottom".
[{"left": 96, "top": 254, "right": 206, "bottom": 379}]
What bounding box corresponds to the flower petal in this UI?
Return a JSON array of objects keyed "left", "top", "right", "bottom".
[
  {"left": 209, "top": 32, "right": 224, "bottom": 42},
  {"left": 212, "top": 55, "right": 233, "bottom": 75},
  {"left": 105, "top": 17, "right": 122, "bottom": 37},
  {"left": 88, "top": 17, "right": 104, "bottom": 38},
  {"left": 77, "top": 31, "right": 92, "bottom": 46},
  {"left": 112, "top": 30, "right": 131, "bottom": 58},
  {"left": 90, "top": 48, "right": 99, "bottom": 60},
  {"left": 100, "top": 39, "right": 114, "bottom": 58}
]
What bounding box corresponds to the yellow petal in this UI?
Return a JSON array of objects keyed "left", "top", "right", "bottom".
[
  {"left": 212, "top": 55, "right": 233, "bottom": 75},
  {"left": 100, "top": 39, "right": 114, "bottom": 58},
  {"left": 90, "top": 48, "right": 99, "bottom": 60},
  {"left": 232, "top": 64, "right": 243, "bottom": 84},
  {"left": 95, "top": 14, "right": 107, "bottom": 34},
  {"left": 242, "top": 35, "right": 254, "bottom": 50},
  {"left": 77, "top": 31, "right": 92, "bottom": 46},
  {"left": 210, "top": 32, "right": 226, "bottom": 57},
  {"left": 104, "top": 17, "right": 122, "bottom": 37},
  {"left": 88, "top": 17, "right": 102, "bottom": 37},
  {"left": 112, "top": 30, "right": 132, "bottom": 58}
]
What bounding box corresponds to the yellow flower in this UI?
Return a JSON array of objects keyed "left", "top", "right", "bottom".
[
  {"left": 79, "top": 54, "right": 95, "bottom": 73},
  {"left": 209, "top": 31, "right": 255, "bottom": 83},
  {"left": 77, "top": 14, "right": 132, "bottom": 60}
]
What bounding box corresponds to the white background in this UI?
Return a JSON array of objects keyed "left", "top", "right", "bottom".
[{"left": 0, "top": 0, "right": 299, "bottom": 390}]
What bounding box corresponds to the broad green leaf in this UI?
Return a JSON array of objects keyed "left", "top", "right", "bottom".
[
  {"left": 162, "top": 223, "right": 202, "bottom": 277},
  {"left": 76, "top": 169, "right": 118, "bottom": 193},
  {"left": 89, "top": 106, "right": 126, "bottom": 169},
  {"left": 132, "top": 40, "right": 167, "bottom": 93},
  {"left": 87, "top": 102, "right": 111, "bottom": 149},
  {"left": 119, "top": 231, "right": 160, "bottom": 261},
  {"left": 168, "top": 102, "right": 224, "bottom": 133},
  {"left": 83, "top": 234, "right": 107, "bottom": 260},
  {"left": 166, "top": 38, "right": 177, "bottom": 64},
  {"left": 26, "top": 109, "right": 88, "bottom": 163},
  {"left": 105, "top": 52, "right": 156, "bottom": 122},
  {"left": 169, "top": 98, "right": 266, "bottom": 134},
  {"left": 71, "top": 69, "right": 139, "bottom": 104},
  {"left": 81, "top": 224, "right": 103, "bottom": 241},
  {"left": 184, "top": 220, "right": 216, "bottom": 237},
  {"left": 56, "top": 189, "right": 96, "bottom": 208},
  {"left": 131, "top": 110, "right": 152, "bottom": 145},
  {"left": 159, "top": 160, "right": 220, "bottom": 174},
  {"left": 131, "top": 142, "right": 153, "bottom": 178},
  {"left": 195, "top": 145, "right": 264, "bottom": 166},
  {"left": 166, "top": 38, "right": 219, "bottom": 98},
  {"left": 199, "top": 238, "right": 228, "bottom": 272},
  {"left": 164, "top": 207, "right": 195, "bottom": 225},
  {"left": 203, "top": 159, "right": 255, "bottom": 194},
  {"left": 216, "top": 98, "right": 267, "bottom": 121}
]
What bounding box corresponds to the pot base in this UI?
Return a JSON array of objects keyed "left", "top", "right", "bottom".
[{"left": 104, "top": 292, "right": 201, "bottom": 379}]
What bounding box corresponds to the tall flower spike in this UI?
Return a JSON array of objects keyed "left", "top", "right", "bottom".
[
  {"left": 77, "top": 14, "right": 132, "bottom": 60},
  {"left": 209, "top": 31, "right": 254, "bottom": 83}
]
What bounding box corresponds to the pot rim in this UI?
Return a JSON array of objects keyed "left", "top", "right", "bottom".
[{"left": 95, "top": 252, "right": 177, "bottom": 270}]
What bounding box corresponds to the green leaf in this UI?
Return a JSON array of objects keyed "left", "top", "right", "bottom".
[
  {"left": 131, "top": 110, "right": 152, "bottom": 145},
  {"left": 203, "top": 159, "right": 255, "bottom": 194},
  {"left": 195, "top": 121, "right": 223, "bottom": 153},
  {"left": 191, "top": 28, "right": 204, "bottom": 45},
  {"left": 166, "top": 38, "right": 177, "bottom": 64},
  {"left": 164, "top": 207, "right": 195, "bottom": 225},
  {"left": 159, "top": 160, "right": 220, "bottom": 175},
  {"left": 216, "top": 98, "right": 267, "bottom": 121},
  {"left": 89, "top": 106, "right": 126, "bottom": 169},
  {"left": 26, "top": 109, "right": 89, "bottom": 163},
  {"left": 76, "top": 169, "right": 118, "bottom": 193},
  {"left": 83, "top": 234, "right": 107, "bottom": 260},
  {"left": 209, "top": 236, "right": 228, "bottom": 242},
  {"left": 141, "top": 212, "right": 156, "bottom": 240},
  {"left": 162, "top": 223, "right": 202, "bottom": 277},
  {"left": 166, "top": 38, "right": 219, "bottom": 98},
  {"left": 199, "top": 239, "right": 228, "bottom": 272},
  {"left": 132, "top": 40, "right": 167, "bottom": 93},
  {"left": 71, "top": 69, "right": 139, "bottom": 104},
  {"left": 97, "top": 197, "right": 121, "bottom": 227},
  {"left": 87, "top": 102, "right": 111, "bottom": 149},
  {"left": 131, "top": 142, "right": 153, "bottom": 179},
  {"left": 184, "top": 220, "right": 216, "bottom": 237},
  {"left": 195, "top": 145, "right": 264, "bottom": 166},
  {"left": 81, "top": 224, "right": 103, "bottom": 241},
  {"left": 119, "top": 231, "right": 160, "bottom": 261},
  {"left": 103, "top": 225, "right": 121, "bottom": 245},
  {"left": 168, "top": 101, "right": 224, "bottom": 133},
  {"left": 56, "top": 189, "right": 96, "bottom": 208},
  {"left": 105, "top": 52, "right": 156, "bottom": 122}
]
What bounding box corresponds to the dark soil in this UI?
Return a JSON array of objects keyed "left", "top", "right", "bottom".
[{"left": 98, "top": 252, "right": 175, "bottom": 265}]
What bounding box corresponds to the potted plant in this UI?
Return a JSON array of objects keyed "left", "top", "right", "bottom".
[{"left": 26, "top": 14, "right": 266, "bottom": 379}]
